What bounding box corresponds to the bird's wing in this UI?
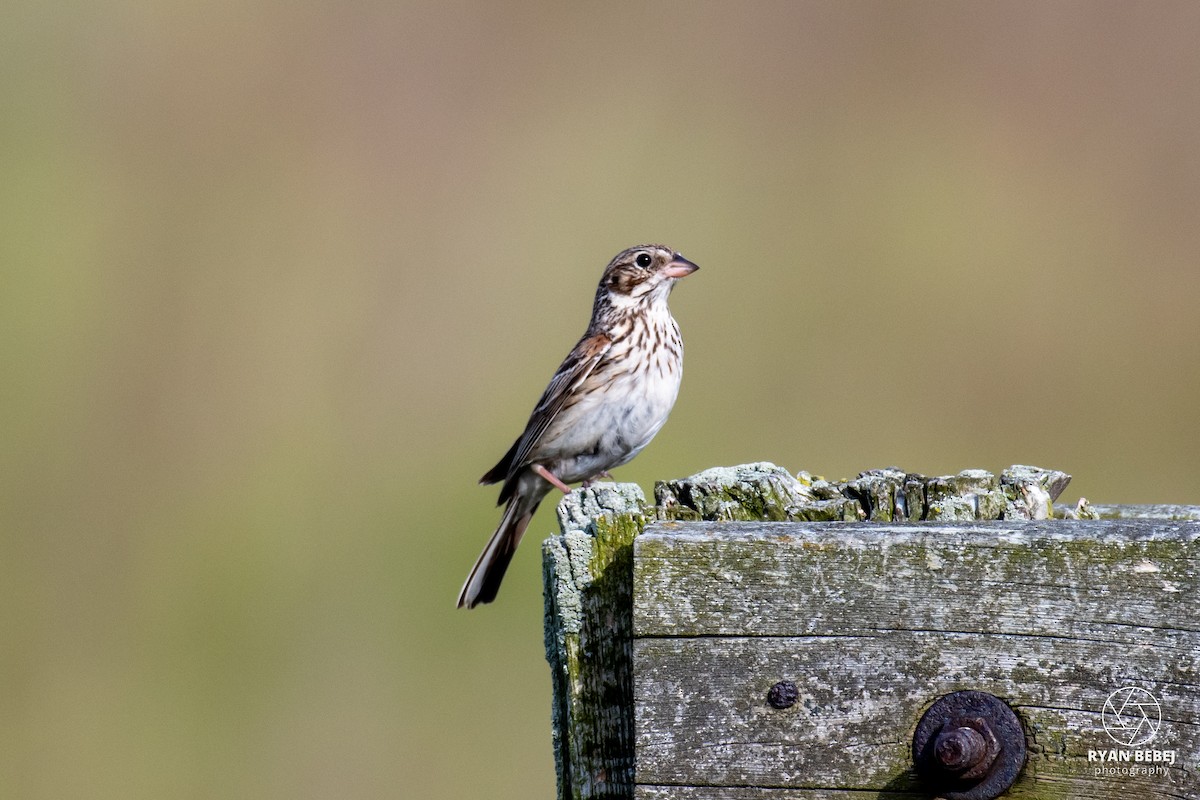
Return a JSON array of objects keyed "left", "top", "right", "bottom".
[{"left": 496, "top": 331, "right": 612, "bottom": 497}]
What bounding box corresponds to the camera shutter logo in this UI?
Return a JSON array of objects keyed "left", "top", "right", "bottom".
[{"left": 1102, "top": 687, "right": 1162, "bottom": 746}]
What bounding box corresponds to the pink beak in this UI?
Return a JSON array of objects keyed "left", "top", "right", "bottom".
[{"left": 662, "top": 254, "right": 699, "bottom": 279}]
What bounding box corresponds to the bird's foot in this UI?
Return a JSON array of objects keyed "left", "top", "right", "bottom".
[
  {"left": 532, "top": 464, "right": 573, "bottom": 495},
  {"left": 581, "top": 470, "right": 614, "bottom": 488}
]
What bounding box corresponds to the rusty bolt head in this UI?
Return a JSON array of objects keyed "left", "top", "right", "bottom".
[
  {"left": 766, "top": 680, "right": 798, "bottom": 709},
  {"left": 913, "top": 691, "right": 1026, "bottom": 800},
  {"left": 933, "top": 717, "right": 1000, "bottom": 781},
  {"left": 934, "top": 724, "right": 987, "bottom": 772}
]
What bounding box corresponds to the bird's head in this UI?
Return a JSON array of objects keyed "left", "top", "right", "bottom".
[{"left": 595, "top": 244, "right": 699, "bottom": 313}]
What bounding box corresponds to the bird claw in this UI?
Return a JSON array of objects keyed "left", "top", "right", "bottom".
[{"left": 581, "top": 471, "right": 613, "bottom": 489}]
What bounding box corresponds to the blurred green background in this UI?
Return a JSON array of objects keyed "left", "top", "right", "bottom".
[{"left": 3, "top": 2, "right": 1199, "bottom": 798}]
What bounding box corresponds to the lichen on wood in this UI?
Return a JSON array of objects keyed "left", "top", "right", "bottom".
[
  {"left": 541, "top": 462, "right": 1200, "bottom": 800},
  {"left": 632, "top": 520, "right": 1200, "bottom": 798},
  {"left": 544, "top": 483, "right": 648, "bottom": 800},
  {"left": 653, "top": 462, "right": 1074, "bottom": 523}
]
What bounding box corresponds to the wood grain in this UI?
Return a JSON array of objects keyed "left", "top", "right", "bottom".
[
  {"left": 632, "top": 521, "right": 1199, "bottom": 799},
  {"left": 544, "top": 483, "right": 649, "bottom": 800}
]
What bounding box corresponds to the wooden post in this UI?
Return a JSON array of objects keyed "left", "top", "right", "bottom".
[
  {"left": 543, "top": 483, "right": 649, "bottom": 800},
  {"left": 543, "top": 464, "right": 1200, "bottom": 800}
]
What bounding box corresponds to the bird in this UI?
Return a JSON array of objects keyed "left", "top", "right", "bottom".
[{"left": 457, "top": 244, "right": 698, "bottom": 609}]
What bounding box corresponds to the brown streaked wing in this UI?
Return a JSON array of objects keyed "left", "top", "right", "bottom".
[{"left": 497, "top": 332, "right": 613, "bottom": 499}]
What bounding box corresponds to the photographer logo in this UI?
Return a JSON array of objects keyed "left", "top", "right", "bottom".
[
  {"left": 1090, "top": 685, "right": 1175, "bottom": 779},
  {"left": 1102, "top": 687, "right": 1161, "bottom": 747}
]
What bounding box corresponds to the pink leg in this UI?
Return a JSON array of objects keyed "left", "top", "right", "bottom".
[{"left": 533, "top": 464, "right": 573, "bottom": 494}]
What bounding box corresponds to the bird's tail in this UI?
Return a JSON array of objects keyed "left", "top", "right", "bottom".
[{"left": 457, "top": 494, "right": 539, "bottom": 609}]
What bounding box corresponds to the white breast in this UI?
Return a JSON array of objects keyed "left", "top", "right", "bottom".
[{"left": 541, "top": 309, "right": 683, "bottom": 482}]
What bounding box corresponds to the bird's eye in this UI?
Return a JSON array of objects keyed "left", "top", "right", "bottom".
[{"left": 635, "top": 253, "right": 653, "bottom": 268}]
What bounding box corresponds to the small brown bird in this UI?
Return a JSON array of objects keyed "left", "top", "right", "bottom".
[{"left": 458, "top": 244, "right": 698, "bottom": 608}]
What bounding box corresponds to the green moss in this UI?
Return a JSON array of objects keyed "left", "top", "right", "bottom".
[
  {"left": 545, "top": 466, "right": 1200, "bottom": 799},
  {"left": 587, "top": 511, "right": 646, "bottom": 585},
  {"left": 544, "top": 502, "right": 649, "bottom": 800}
]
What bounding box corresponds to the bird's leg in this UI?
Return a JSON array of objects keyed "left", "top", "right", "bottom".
[{"left": 532, "top": 464, "right": 573, "bottom": 495}]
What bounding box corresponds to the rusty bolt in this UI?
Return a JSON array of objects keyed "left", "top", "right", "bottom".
[
  {"left": 912, "top": 691, "right": 1026, "bottom": 800},
  {"left": 933, "top": 718, "right": 999, "bottom": 780},
  {"left": 766, "top": 680, "right": 798, "bottom": 709}
]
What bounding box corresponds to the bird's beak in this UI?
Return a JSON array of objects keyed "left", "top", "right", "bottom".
[{"left": 662, "top": 254, "right": 699, "bottom": 279}]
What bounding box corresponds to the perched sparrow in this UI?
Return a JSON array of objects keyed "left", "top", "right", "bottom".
[{"left": 458, "top": 244, "right": 698, "bottom": 609}]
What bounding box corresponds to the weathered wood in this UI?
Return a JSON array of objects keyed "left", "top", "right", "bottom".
[
  {"left": 1088, "top": 504, "right": 1200, "bottom": 521},
  {"left": 634, "top": 521, "right": 1199, "bottom": 640},
  {"left": 542, "top": 464, "right": 1200, "bottom": 800},
  {"left": 632, "top": 521, "right": 1199, "bottom": 799},
  {"left": 635, "top": 789, "right": 926, "bottom": 799},
  {"left": 543, "top": 483, "right": 649, "bottom": 800},
  {"left": 653, "top": 463, "right": 1073, "bottom": 523}
]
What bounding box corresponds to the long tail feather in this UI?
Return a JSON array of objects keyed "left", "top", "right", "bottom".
[{"left": 457, "top": 495, "right": 538, "bottom": 609}]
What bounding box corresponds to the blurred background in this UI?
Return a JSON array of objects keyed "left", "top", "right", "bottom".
[{"left": 3, "top": 2, "right": 1199, "bottom": 797}]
